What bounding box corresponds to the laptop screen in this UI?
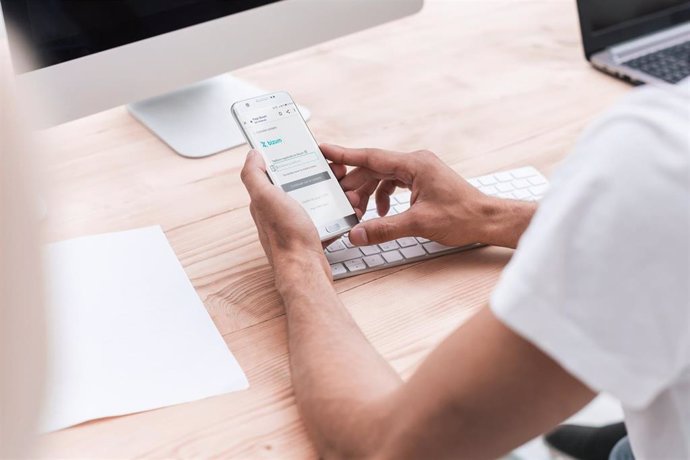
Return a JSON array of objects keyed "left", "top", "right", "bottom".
[
  {"left": 578, "top": 0, "right": 690, "bottom": 57},
  {"left": 591, "top": 0, "right": 688, "bottom": 32}
]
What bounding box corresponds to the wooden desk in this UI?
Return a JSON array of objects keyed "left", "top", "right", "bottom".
[{"left": 37, "top": 1, "right": 631, "bottom": 457}]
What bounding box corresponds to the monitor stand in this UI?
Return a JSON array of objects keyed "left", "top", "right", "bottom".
[{"left": 128, "top": 74, "right": 311, "bottom": 159}]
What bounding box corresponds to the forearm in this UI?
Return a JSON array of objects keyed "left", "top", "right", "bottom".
[
  {"left": 478, "top": 198, "right": 537, "bottom": 249},
  {"left": 274, "top": 255, "right": 402, "bottom": 458}
]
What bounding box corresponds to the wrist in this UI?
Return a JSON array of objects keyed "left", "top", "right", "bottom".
[
  {"left": 273, "top": 250, "right": 332, "bottom": 296},
  {"left": 477, "top": 197, "right": 537, "bottom": 249}
]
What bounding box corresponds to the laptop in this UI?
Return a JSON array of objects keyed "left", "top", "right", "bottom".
[{"left": 577, "top": 1, "right": 690, "bottom": 85}]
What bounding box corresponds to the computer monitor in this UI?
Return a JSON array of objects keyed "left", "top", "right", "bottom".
[{"left": 0, "top": 1, "right": 423, "bottom": 158}]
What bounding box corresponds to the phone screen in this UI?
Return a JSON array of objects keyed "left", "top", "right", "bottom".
[{"left": 233, "top": 92, "right": 358, "bottom": 240}]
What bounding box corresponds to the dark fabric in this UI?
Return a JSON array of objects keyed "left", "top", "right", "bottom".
[{"left": 544, "top": 422, "right": 628, "bottom": 460}]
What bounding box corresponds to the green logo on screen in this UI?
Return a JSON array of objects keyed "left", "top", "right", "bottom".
[{"left": 260, "top": 138, "right": 283, "bottom": 148}]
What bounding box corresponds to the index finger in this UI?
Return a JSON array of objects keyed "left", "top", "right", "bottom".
[{"left": 320, "top": 144, "right": 414, "bottom": 181}]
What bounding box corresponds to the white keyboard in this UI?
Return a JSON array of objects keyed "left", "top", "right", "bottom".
[{"left": 326, "top": 166, "right": 549, "bottom": 280}]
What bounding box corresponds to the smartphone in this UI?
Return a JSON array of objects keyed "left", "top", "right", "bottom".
[{"left": 232, "top": 92, "right": 358, "bottom": 241}]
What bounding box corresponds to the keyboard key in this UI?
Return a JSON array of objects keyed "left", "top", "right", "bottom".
[
  {"left": 395, "top": 202, "right": 410, "bottom": 211},
  {"left": 330, "top": 263, "right": 347, "bottom": 277},
  {"left": 382, "top": 250, "right": 404, "bottom": 263},
  {"left": 495, "top": 172, "right": 513, "bottom": 182},
  {"left": 416, "top": 237, "right": 431, "bottom": 243},
  {"left": 496, "top": 182, "right": 513, "bottom": 193},
  {"left": 467, "top": 178, "right": 481, "bottom": 187},
  {"left": 378, "top": 241, "right": 400, "bottom": 252},
  {"left": 397, "top": 237, "right": 418, "bottom": 247},
  {"left": 479, "top": 185, "right": 498, "bottom": 195},
  {"left": 512, "top": 178, "right": 530, "bottom": 189},
  {"left": 326, "top": 247, "right": 363, "bottom": 264},
  {"left": 478, "top": 175, "right": 497, "bottom": 186},
  {"left": 513, "top": 189, "right": 532, "bottom": 200},
  {"left": 366, "top": 201, "right": 376, "bottom": 211},
  {"left": 327, "top": 240, "right": 346, "bottom": 252},
  {"left": 361, "top": 245, "right": 382, "bottom": 255},
  {"left": 342, "top": 237, "right": 355, "bottom": 248},
  {"left": 530, "top": 184, "right": 549, "bottom": 197},
  {"left": 400, "top": 245, "right": 426, "bottom": 259},
  {"left": 345, "top": 258, "right": 367, "bottom": 272},
  {"left": 363, "top": 254, "right": 386, "bottom": 268},
  {"left": 423, "top": 241, "right": 454, "bottom": 254},
  {"left": 528, "top": 176, "right": 547, "bottom": 186}
]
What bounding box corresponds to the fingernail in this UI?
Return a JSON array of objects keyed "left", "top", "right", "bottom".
[{"left": 350, "top": 226, "right": 368, "bottom": 245}]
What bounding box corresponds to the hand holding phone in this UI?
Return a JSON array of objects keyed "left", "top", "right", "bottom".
[{"left": 232, "top": 92, "right": 358, "bottom": 241}]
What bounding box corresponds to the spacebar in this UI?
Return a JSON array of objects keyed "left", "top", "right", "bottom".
[{"left": 326, "top": 248, "right": 363, "bottom": 264}]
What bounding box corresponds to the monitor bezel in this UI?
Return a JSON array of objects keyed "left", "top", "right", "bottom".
[
  {"left": 1, "top": 0, "right": 424, "bottom": 127},
  {"left": 576, "top": 1, "right": 690, "bottom": 58},
  {"left": 0, "top": 0, "right": 284, "bottom": 73}
]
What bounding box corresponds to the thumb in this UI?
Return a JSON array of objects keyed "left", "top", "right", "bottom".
[
  {"left": 241, "top": 150, "right": 271, "bottom": 193},
  {"left": 349, "top": 211, "right": 418, "bottom": 246}
]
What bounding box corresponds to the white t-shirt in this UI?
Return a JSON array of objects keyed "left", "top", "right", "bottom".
[{"left": 491, "top": 79, "right": 690, "bottom": 460}]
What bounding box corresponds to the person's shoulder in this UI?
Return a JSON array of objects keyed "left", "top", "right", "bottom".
[
  {"left": 595, "top": 81, "right": 690, "bottom": 152},
  {"left": 571, "top": 82, "right": 689, "bottom": 188},
  {"left": 541, "top": 81, "right": 689, "bottom": 229}
]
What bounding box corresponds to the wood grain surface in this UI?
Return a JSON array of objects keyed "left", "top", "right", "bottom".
[{"left": 34, "top": 1, "right": 631, "bottom": 457}]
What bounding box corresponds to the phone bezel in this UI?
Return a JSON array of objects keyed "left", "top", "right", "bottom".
[{"left": 231, "top": 92, "right": 359, "bottom": 242}]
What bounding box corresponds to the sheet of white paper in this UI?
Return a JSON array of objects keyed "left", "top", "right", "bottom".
[{"left": 40, "top": 226, "right": 248, "bottom": 433}]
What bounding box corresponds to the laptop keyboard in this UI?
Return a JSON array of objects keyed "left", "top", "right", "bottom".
[
  {"left": 326, "top": 166, "right": 548, "bottom": 280},
  {"left": 624, "top": 41, "right": 690, "bottom": 84}
]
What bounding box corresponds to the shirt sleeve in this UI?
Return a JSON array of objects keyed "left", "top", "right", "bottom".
[{"left": 490, "top": 83, "right": 690, "bottom": 410}]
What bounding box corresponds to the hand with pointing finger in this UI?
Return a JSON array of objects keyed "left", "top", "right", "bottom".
[{"left": 321, "top": 145, "right": 537, "bottom": 250}]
